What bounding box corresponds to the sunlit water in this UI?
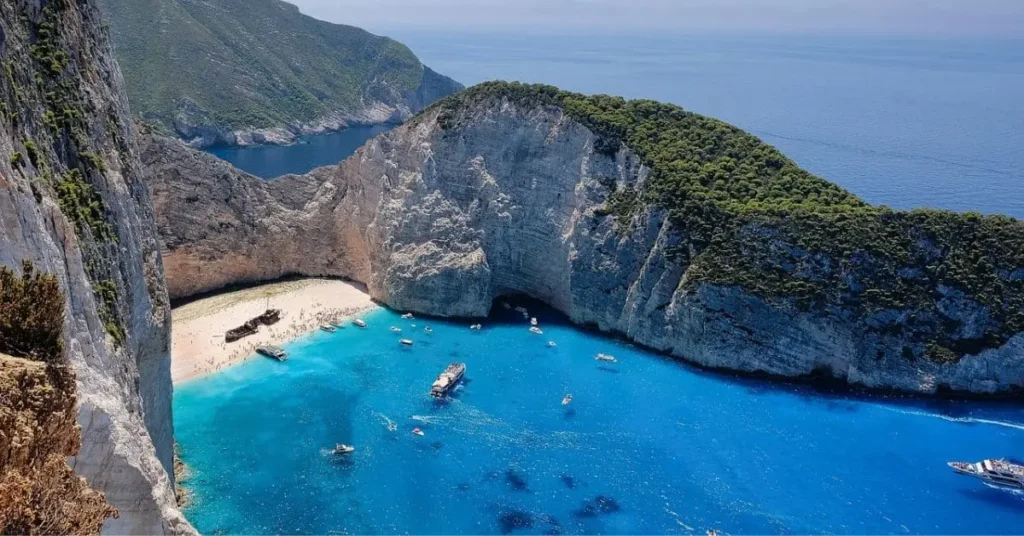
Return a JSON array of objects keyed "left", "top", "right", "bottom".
[{"left": 174, "top": 304, "right": 1024, "bottom": 534}]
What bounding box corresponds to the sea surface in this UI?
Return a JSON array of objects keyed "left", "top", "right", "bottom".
[
  {"left": 210, "top": 33, "right": 1024, "bottom": 219},
  {"left": 206, "top": 124, "right": 392, "bottom": 178},
  {"left": 175, "top": 305, "right": 1024, "bottom": 534}
]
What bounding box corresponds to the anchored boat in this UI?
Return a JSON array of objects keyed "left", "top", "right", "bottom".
[
  {"left": 332, "top": 444, "right": 355, "bottom": 455},
  {"left": 948, "top": 459, "right": 1024, "bottom": 489},
  {"left": 320, "top": 324, "right": 336, "bottom": 333},
  {"left": 431, "top": 363, "right": 466, "bottom": 397},
  {"left": 353, "top": 319, "right": 367, "bottom": 328},
  {"left": 400, "top": 339, "right": 414, "bottom": 346},
  {"left": 596, "top": 353, "right": 617, "bottom": 363},
  {"left": 257, "top": 345, "right": 287, "bottom": 361}
]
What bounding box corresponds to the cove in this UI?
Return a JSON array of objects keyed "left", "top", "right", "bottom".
[
  {"left": 205, "top": 124, "right": 392, "bottom": 178},
  {"left": 174, "top": 304, "right": 1024, "bottom": 534}
]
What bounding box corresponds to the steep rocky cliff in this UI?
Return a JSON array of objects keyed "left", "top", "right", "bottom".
[
  {"left": 0, "top": 0, "right": 190, "bottom": 532},
  {"left": 99, "top": 0, "right": 462, "bottom": 148},
  {"left": 144, "top": 83, "right": 1024, "bottom": 397}
]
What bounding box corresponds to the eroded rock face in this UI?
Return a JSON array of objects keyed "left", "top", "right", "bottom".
[
  {"left": 145, "top": 99, "right": 1024, "bottom": 396},
  {"left": 0, "top": 0, "right": 190, "bottom": 533}
]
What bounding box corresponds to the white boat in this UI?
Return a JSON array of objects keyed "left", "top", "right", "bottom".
[
  {"left": 562, "top": 394, "right": 573, "bottom": 406},
  {"left": 530, "top": 317, "right": 538, "bottom": 326},
  {"left": 390, "top": 326, "right": 402, "bottom": 333},
  {"left": 547, "top": 341, "right": 557, "bottom": 348},
  {"left": 257, "top": 345, "right": 287, "bottom": 361},
  {"left": 596, "top": 353, "right": 617, "bottom": 363},
  {"left": 529, "top": 326, "right": 543, "bottom": 335},
  {"left": 949, "top": 459, "right": 1024, "bottom": 489},
  {"left": 401, "top": 313, "right": 414, "bottom": 319},
  {"left": 320, "top": 324, "right": 337, "bottom": 333},
  {"left": 332, "top": 444, "right": 355, "bottom": 455},
  {"left": 470, "top": 324, "right": 482, "bottom": 330},
  {"left": 412, "top": 427, "right": 425, "bottom": 437},
  {"left": 353, "top": 319, "right": 367, "bottom": 328},
  {"left": 400, "top": 339, "right": 414, "bottom": 346},
  {"left": 424, "top": 327, "right": 433, "bottom": 334},
  {"left": 431, "top": 363, "right": 466, "bottom": 397}
]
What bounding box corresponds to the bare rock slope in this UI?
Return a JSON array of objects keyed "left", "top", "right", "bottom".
[
  {"left": 0, "top": 0, "right": 191, "bottom": 532},
  {"left": 146, "top": 86, "right": 1024, "bottom": 397}
]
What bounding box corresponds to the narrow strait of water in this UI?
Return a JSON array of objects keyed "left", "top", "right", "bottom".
[{"left": 175, "top": 304, "right": 1024, "bottom": 535}]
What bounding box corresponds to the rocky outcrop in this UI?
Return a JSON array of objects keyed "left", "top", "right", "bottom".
[
  {"left": 0, "top": 0, "right": 190, "bottom": 533},
  {"left": 144, "top": 95, "right": 1024, "bottom": 397}
]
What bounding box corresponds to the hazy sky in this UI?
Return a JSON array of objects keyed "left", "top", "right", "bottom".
[{"left": 286, "top": 0, "right": 1024, "bottom": 36}]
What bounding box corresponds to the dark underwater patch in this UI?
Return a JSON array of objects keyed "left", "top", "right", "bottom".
[
  {"left": 573, "top": 495, "right": 621, "bottom": 518},
  {"left": 497, "top": 509, "right": 534, "bottom": 534},
  {"left": 506, "top": 468, "right": 530, "bottom": 492},
  {"left": 560, "top": 474, "right": 576, "bottom": 489}
]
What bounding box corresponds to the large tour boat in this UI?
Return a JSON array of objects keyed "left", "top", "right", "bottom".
[
  {"left": 431, "top": 363, "right": 466, "bottom": 397},
  {"left": 948, "top": 459, "right": 1024, "bottom": 489}
]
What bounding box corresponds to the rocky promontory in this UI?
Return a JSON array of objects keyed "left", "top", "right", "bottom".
[{"left": 145, "top": 83, "right": 1024, "bottom": 397}]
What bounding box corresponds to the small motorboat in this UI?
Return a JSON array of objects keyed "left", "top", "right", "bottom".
[
  {"left": 529, "top": 326, "right": 544, "bottom": 335},
  {"left": 400, "top": 339, "right": 414, "bottom": 346},
  {"left": 332, "top": 443, "right": 355, "bottom": 455},
  {"left": 320, "top": 324, "right": 337, "bottom": 333},
  {"left": 424, "top": 327, "right": 433, "bottom": 334},
  {"left": 530, "top": 317, "right": 538, "bottom": 326},
  {"left": 412, "top": 427, "right": 425, "bottom": 437},
  {"left": 562, "top": 394, "right": 573, "bottom": 406},
  {"left": 596, "top": 353, "right": 617, "bottom": 363},
  {"left": 411, "top": 323, "right": 417, "bottom": 328},
  {"left": 470, "top": 324, "right": 482, "bottom": 330},
  {"left": 547, "top": 341, "right": 557, "bottom": 348},
  {"left": 390, "top": 326, "right": 402, "bottom": 333},
  {"left": 353, "top": 319, "right": 367, "bottom": 328},
  {"left": 402, "top": 313, "right": 414, "bottom": 319}
]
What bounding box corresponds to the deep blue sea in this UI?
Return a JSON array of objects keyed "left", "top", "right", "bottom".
[
  {"left": 175, "top": 305, "right": 1024, "bottom": 534},
  {"left": 206, "top": 124, "right": 392, "bottom": 178},
  {"left": 209, "top": 33, "right": 1024, "bottom": 219}
]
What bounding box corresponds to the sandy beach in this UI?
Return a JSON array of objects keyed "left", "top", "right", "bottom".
[{"left": 171, "top": 278, "right": 378, "bottom": 383}]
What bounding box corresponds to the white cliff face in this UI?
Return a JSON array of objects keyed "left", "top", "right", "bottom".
[
  {"left": 0, "top": 0, "right": 191, "bottom": 533},
  {"left": 146, "top": 99, "right": 1024, "bottom": 397}
]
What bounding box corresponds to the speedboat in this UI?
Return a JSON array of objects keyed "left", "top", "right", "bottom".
[
  {"left": 547, "top": 341, "right": 557, "bottom": 348},
  {"left": 400, "top": 339, "right": 414, "bottom": 346},
  {"left": 562, "top": 394, "right": 573, "bottom": 406},
  {"left": 390, "top": 326, "right": 402, "bottom": 333},
  {"left": 320, "top": 324, "right": 337, "bottom": 333},
  {"left": 424, "top": 327, "right": 433, "bottom": 334},
  {"left": 596, "top": 353, "right": 617, "bottom": 363},
  {"left": 529, "top": 326, "right": 543, "bottom": 335},
  {"left": 412, "top": 427, "right": 425, "bottom": 437},
  {"left": 353, "top": 319, "right": 367, "bottom": 328},
  {"left": 470, "top": 324, "right": 482, "bottom": 330},
  {"left": 530, "top": 317, "right": 538, "bottom": 326},
  {"left": 401, "top": 313, "right": 414, "bottom": 319},
  {"left": 332, "top": 444, "right": 355, "bottom": 455},
  {"left": 948, "top": 459, "right": 1024, "bottom": 489}
]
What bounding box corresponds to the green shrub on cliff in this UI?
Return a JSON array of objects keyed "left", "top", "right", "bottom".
[{"left": 431, "top": 82, "right": 1024, "bottom": 361}]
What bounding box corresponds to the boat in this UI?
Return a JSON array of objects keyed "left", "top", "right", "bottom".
[
  {"left": 530, "top": 317, "right": 538, "bottom": 326},
  {"left": 562, "top": 394, "right": 573, "bottom": 406},
  {"left": 470, "top": 324, "right": 482, "bottom": 330},
  {"left": 330, "top": 320, "right": 345, "bottom": 328},
  {"left": 948, "top": 459, "right": 1024, "bottom": 489},
  {"left": 401, "top": 313, "right": 414, "bottom": 319},
  {"left": 332, "top": 444, "right": 355, "bottom": 455},
  {"left": 225, "top": 318, "right": 260, "bottom": 342},
  {"left": 320, "top": 324, "right": 336, "bottom": 333},
  {"left": 424, "top": 327, "right": 433, "bottom": 334},
  {"left": 390, "top": 326, "right": 402, "bottom": 333},
  {"left": 257, "top": 345, "right": 287, "bottom": 361},
  {"left": 412, "top": 427, "right": 425, "bottom": 437},
  {"left": 596, "top": 353, "right": 617, "bottom": 363},
  {"left": 431, "top": 363, "right": 466, "bottom": 397},
  {"left": 400, "top": 339, "right": 414, "bottom": 346},
  {"left": 529, "top": 326, "right": 543, "bottom": 335},
  {"left": 353, "top": 319, "right": 367, "bottom": 328},
  {"left": 547, "top": 341, "right": 557, "bottom": 348}
]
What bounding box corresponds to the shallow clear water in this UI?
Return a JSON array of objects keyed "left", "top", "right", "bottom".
[
  {"left": 206, "top": 124, "right": 392, "bottom": 178},
  {"left": 175, "top": 305, "right": 1024, "bottom": 534}
]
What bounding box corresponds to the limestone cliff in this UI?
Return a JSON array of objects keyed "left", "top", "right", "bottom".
[
  {"left": 0, "top": 0, "right": 190, "bottom": 532},
  {"left": 144, "top": 84, "right": 1024, "bottom": 397}
]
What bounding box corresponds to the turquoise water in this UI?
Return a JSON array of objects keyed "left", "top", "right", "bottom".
[
  {"left": 174, "top": 304, "right": 1024, "bottom": 534},
  {"left": 206, "top": 124, "right": 392, "bottom": 178}
]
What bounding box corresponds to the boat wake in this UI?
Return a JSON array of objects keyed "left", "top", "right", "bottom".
[
  {"left": 882, "top": 407, "right": 1024, "bottom": 432},
  {"left": 376, "top": 413, "right": 398, "bottom": 432}
]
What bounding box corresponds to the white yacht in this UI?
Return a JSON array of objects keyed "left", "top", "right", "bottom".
[
  {"left": 596, "top": 353, "right": 617, "bottom": 363},
  {"left": 529, "top": 326, "right": 543, "bottom": 335},
  {"left": 948, "top": 459, "right": 1024, "bottom": 489},
  {"left": 332, "top": 444, "right": 355, "bottom": 455},
  {"left": 353, "top": 318, "right": 367, "bottom": 328},
  {"left": 390, "top": 326, "right": 402, "bottom": 333},
  {"left": 400, "top": 339, "right": 414, "bottom": 346}
]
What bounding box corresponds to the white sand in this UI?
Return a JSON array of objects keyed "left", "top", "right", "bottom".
[{"left": 171, "top": 278, "right": 378, "bottom": 383}]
